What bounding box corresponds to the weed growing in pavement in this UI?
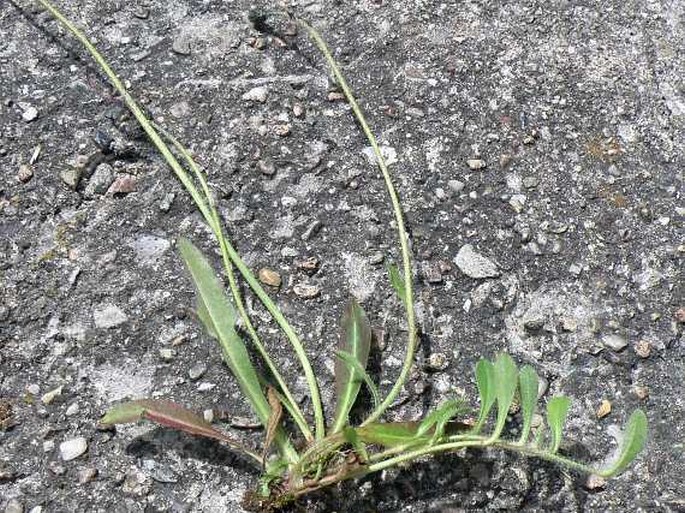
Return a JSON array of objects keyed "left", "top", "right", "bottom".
[{"left": 34, "top": 1, "right": 647, "bottom": 509}]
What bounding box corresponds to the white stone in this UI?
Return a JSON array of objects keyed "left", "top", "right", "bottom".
[
  {"left": 241, "top": 86, "right": 268, "bottom": 103},
  {"left": 602, "top": 334, "right": 628, "bottom": 352},
  {"left": 59, "top": 437, "right": 88, "bottom": 461},
  {"left": 93, "top": 303, "right": 128, "bottom": 329},
  {"left": 454, "top": 244, "right": 500, "bottom": 279},
  {"left": 22, "top": 105, "right": 39, "bottom": 122}
]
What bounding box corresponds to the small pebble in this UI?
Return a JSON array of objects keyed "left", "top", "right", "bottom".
[
  {"left": 633, "top": 386, "right": 649, "bottom": 400},
  {"left": 258, "top": 268, "right": 282, "bottom": 287},
  {"left": 197, "top": 382, "right": 216, "bottom": 392},
  {"left": 569, "top": 263, "right": 583, "bottom": 276},
  {"left": 172, "top": 38, "right": 191, "bottom": 55},
  {"left": 188, "top": 363, "right": 207, "bottom": 381},
  {"left": 22, "top": 105, "right": 39, "bottom": 122},
  {"left": 258, "top": 159, "right": 276, "bottom": 176},
  {"left": 159, "top": 348, "right": 175, "bottom": 361},
  {"left": 523, "top": 176, "right": 539, "bottom": 189},
  {"left": 77, "top": 467, "right": 98, "bottom": 484},
  {"left": 509, "top": 194, "right": 527, "bottom": 213},
  {"left": 43, "top": 440, "right": 55, "bottom": 453},
  {"left": 65, "top": 403, "right": 79, "bottom": 416},
  {"left": 585, "top": 474, "right": 606, "bottom": 490},
  {"left": 41, "top": 386, "right": 63, "bottom": 405},
  {"left": 93, "top": 303, "right": 128, "bottom": 329},
  {"left": 467, "top": 158, "right": 485, "bottom": 170},
  {"left": 327, "top": 91, "right": 345, "bottom": 101},
  {"left": 273, "top": 124, "right": 291, "bottom": 137},
  {"left": 84, "top": 163, "right": 115, "bottom": 198},
  {"left": 448, "top": 179, "right": 465, "bottom": 193},
  {"left": 60, "top": 168, "right": 81, "bottom": 190},
  {"left": 295, "top": 256, "right": 320, "bottom": 274},
  {"left": 454, "top": 244, "right": 500, "bottom": 279},
  {"left": 242, "top": 86, "right": 268, "bottom": 103},
  {"left": 293, "top": 283, "right": 320, "bottom": 299},
  {"left": 675, "top": 307, "right": 685, "bottom": 323},
  {"left": 426, "top": 352, "right": 449, "bottom": 371},
  {"left": 17, "top": 164, "right": 33, "bottom": 183},
  {"left": 203, "top": 409, "right": 214, "bottom": 423},
  {"left": 159, "top": 192, "right": 175, "bottom": 212},
  {"left": 531, "top": 413, "right": 544, "bottom": 428},
  {"left": 293, "top": 103, "right": 305, "bottom": 118},
  {"left": 634, "top": 340, "right": 651, "bottom": 358},
  {"left": 602, "top": 334, "right": 628, "bottom": 352},
  {"left": 107, "top": 174, "right": 137, "bottom": 195},
  {"left": 59, "top": 437, "right": 88, "bottom": 461},
  {"left": 596, "top": 399, "right": 611, "bottom": 419},
  {"left": 560, "top": 317, "right": 578, "bottom": 332}
]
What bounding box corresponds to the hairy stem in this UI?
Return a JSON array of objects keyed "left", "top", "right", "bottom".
[{"left": 297, "top": 18, "right": 418, "bottom": 425}]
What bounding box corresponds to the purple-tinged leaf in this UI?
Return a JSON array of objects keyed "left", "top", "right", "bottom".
[{"left": 100, "top": 399, "right": 259, "bottom": 461}]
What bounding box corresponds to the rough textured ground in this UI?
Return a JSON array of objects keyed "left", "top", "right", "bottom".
[{"left": 1, "top": 0, "right": 683, "bottom": 511}]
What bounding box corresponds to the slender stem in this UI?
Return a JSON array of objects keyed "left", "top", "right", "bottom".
[
  {"left": 37, "top": 0, "right": 325, "bottom": 442},
  {"left": 298, "top": 19, "right": 417, "bottom": 425},
  {"left": 154, "top": 125, "right": 313, "bottom": 442}
]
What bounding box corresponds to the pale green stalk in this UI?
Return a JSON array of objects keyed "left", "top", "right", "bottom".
[
  {"left": 298, "top": 19, "right": 418, "bottom": 425},
  {"left": 365, "top": 436, "right": 599, "bottom": 476},
  {"left": 37, "top": 0, "right": 324, "bottom": 442},
  {"left": 155, "top": 125, "right": 313, "bottom": 441}
]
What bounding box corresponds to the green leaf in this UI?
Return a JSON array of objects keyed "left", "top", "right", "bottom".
[
  {"left": 178, "top": 238, "right": 271, "bottom": 426},
  {"left": 599, "top": 409, "right": 648, "bottom": 477},
  {"left": 518, "top": 365, "right": 539, "bottom": 444},
  {"left": 99, "top": 399, "right": 256, "bottom": 458},
  {"left": 491, "top": 353, "right": 519, "bottom": 440},
  {"left": 342, "top": 426, "right": 369, "bottom": 462},
  {"left": 356, "top": 422, "right": 429, "bottom": 448},
  {"left": 335, "top": 349, "right": 380, "bottom": 408},
  {"left": 417, "top": 399, "right": 467, "bottom": 443},
  {"left": 332, "top": 299, "right": 372, "bottom": 433},
  {"left": 387, "top": 264, "right": 407, "bottom": 305},
  {"left": 196, "top": 294, "right": 219, "bottom": 339},
  {"left": 546, "top": 396, "right": 571, "bottom": 453},
  {"left": 473, "top": 359, "right": 496, "bottom": 434}
]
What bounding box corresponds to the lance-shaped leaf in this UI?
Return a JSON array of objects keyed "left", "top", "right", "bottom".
[
  {"left": 331, "top": 299, "right": 372, "bottom": 433},
  {"left": 473, "top": 359, "right": 496, "bottom": 434},
  {"left": 387, "top": 264, "right": 407, "bottom": 305},
  {"left": 546, "top": 396, "right": 571, "bottom": 453},
  {"left": 335, "top": 349, "right": 380, "bottom": 408},
  {"left": 518, "top": 365, "right": 539, "bottom": 444},
  {"left": 490, "top": 353, "right": 519, "bottom": 440},
  {"left": 356, "top": 422, "right": 430, "bottom": 448},
  {"left": 99, "top": 399, "right": 259, "bottom": 462},
  {"left": 598, "top": 409, "right": 648, "bottom": 477},
  {"left": 178, "top": 238, "right": 271, "bottom": 426},
  {"left": 196, "top": 294, "right": 218, "bottom": 339},
  {"left": 417, "top": 399, "right": 467, "bottom": 443}
]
